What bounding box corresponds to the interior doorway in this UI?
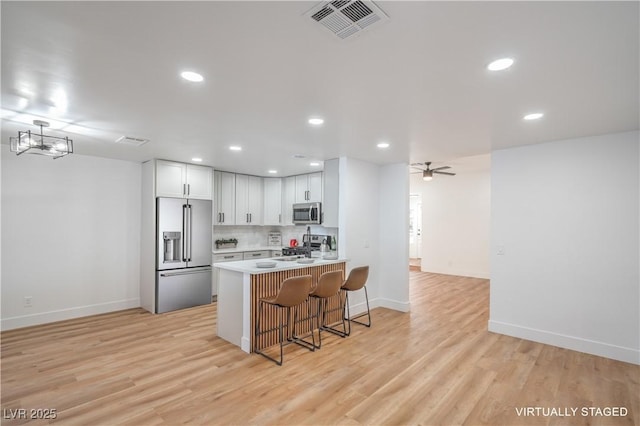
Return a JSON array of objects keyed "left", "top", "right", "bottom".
[{"left": 409, "top": 193, "right": 422, "bottom": 271}]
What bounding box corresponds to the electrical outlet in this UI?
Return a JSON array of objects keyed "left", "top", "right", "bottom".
[
  {"left": 497, "top": 245, "right": 506, "bottom": 255},
  {"left": 24, "top": 296, "right": 33, "bottom": 307}
]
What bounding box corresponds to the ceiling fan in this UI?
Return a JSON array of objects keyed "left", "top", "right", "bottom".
[{"left": 410, "top": 162, "right": 456, "bottom": 181}]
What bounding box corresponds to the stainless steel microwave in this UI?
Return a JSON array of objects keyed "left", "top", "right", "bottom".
[{"left": 292, "top": 202, "right": 322, "bottom": 225}]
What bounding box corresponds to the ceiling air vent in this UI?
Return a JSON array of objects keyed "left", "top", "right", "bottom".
[
  {"left": 305, "top": 0, "right": 388, "bottom": 40},
  {"left": 115, "top": 135, "right": 150, "bottom": 147}
]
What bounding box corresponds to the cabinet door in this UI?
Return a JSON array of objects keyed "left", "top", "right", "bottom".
[
  {"left": 242, "top": 250, "right": 270, "bottom": 260},
  {"left": 307, "top": 172, "right": 323, "bottom": 202},
  {"left": 235, "top": 175, "right": 263, "bottom": 225},
  {"left": 281, "top": 176, "right": 296, "bottom": 225},
  {"left": 186, "top": 164, "right": 212, "bottom": 200},
  {"left": 214, "top": 171, "right": 236, "bottom": 225},
  {"left": 295, "top": 174, "right": 309, "bottom": 202},
  {"left": 247, "top": 176, "right": 263, "bottom": 225},
  {"left": 156, "top": 160, "right": 186, "bottom": 198},
  {"left": 322, "top": 160, "right": 339, "bottom": 227},
  {"left": 235, "top": 174, "right": 250, "bottom": 224},
  {"left": 263, "top": 178, "right": 282, "bottom": 225}
]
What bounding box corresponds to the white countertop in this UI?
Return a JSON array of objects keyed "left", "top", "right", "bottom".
[
  {"left": 213, "top": 246, "right": 282, "bottom": 255},
  {"left": 214, "top": 256, "right": 346, "bottom": 274}
]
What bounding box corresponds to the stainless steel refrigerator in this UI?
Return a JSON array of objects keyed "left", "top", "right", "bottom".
[{"left": 156, "top": 197, "right": 212, "bottom": 313}]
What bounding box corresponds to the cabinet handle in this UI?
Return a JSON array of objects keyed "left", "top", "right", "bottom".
[
  {"left": 183, "top": 184, "right": 187, "bottom": 196},
  {"left": 222, "top": 212, "right": 225, "bottom": 223},
  {"left": 224, "top": 255, "right": 234, "bottom": 259},
  {"left": 252, "top": 253, "right": 261, "bottom": 257},
  {"left": 249, "top": 213, "right": 252, "bottom": 223},
  {"left": 279, "top": 213, "right": 281, "bottom": 223},
  {"left": 187, "top": 184, "right": 190, "bottom": 196}
]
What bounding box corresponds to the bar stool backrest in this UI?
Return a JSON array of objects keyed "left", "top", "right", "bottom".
[
  {"left": 273, "top": 275, "right": 313, "bottom": 307},
  {"left": 311, "top": 270, "right": 344, "bottom": 298},
  {"left": 342, "top": 266, "right": 369, "bottom": 291}
]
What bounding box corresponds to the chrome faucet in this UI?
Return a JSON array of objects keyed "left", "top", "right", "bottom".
[{"left": 305, "top": 226, "right": 312, "bottom": 258}]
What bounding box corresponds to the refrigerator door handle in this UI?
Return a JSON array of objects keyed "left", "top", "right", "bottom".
[
  {"left": 160, "top": 267, "right": 212, "bottom": 277},
  {"left": 188, "top": 204, "right": 193, "bottom": 262},
  {"left": 182, "top": 204, "right": 188, "bottom": 262}
]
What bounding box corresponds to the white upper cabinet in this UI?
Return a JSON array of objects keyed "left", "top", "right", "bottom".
[
  {"left": 322, "top": 159, "right": 339, "bottom": 228},
  {"left": 214, "top": 171, "right": 236, "bottom": 225},
  {"left": 186, "top": 164, "right": 213, "bottom": 199},
  {"left": 235, "top": 174, "right": 263, "bottom": 225},
  {"left": 281, "top": 176, "right": 296, "bottom": 225},
  {"left": 263, "top": 177, "right": 282, "bottom": 225},
  {"left": 156, "top": 160, "right": 212, "bottom": 200},
  {"left": 294, "top": 172, "right": 323, "bottom": 203}
]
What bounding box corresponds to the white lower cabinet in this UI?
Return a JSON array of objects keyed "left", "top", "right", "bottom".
[
  {"left": 212, "top": 252, "right": 243, "bottom": 296},
  {"left": 242, "top": 250, "right": 271, "bottom": 260}
]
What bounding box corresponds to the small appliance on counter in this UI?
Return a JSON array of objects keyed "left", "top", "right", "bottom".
[{"left": 281, "top": 234, "right": 333, "bottom": 257}]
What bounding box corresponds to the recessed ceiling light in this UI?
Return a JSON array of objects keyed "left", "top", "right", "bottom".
[
  {"left": 229, "top": 146, "right": 242, "bottom": 151},
  {"left": 192, "top": 157, "right": 203, "bottom": 162},
  {"left": 523, "top": 112, "right": 544, "bottom": 120},
  {"left": 308, "top": 118, "right": 324, "bottom": 125},
  {"left": 377, "top": 142, "right": 390, "bottom": 149},
  {"left": 309, "top": 162, "right": 321, "bottom": 167},
  {"left": 487, "top": 58, "right": 514, "bottom": 71},
  {"left": 180, "top": 71, "right": 204, "bottom": 82},
  {"left": 268, "top": 170, "right": 278, "bottom": 174}
]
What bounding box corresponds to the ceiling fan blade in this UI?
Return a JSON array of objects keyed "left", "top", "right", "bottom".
[
  {"left": 431, "top": 166, "right": 451, "bottom": 171},
  {"left": 410, "top": 162, "right": 426, "bottom": 167},
  {"left": 410, "top": 171, "right": 422, "bottom": 174},
  {"left": 433, "top": 171, "right": 456, "bottom": 176}
]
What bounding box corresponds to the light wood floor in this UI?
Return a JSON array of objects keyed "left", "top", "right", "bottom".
[{"left": 2, "top": 272, "right": 638, "bottom": 425}]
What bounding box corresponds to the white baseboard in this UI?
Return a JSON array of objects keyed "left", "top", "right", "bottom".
[
  {"left": 421, "top": 267, "right": 490, "bottom": 280},
  {"left": 1, "top": 298, "right": 140, "bottom": 331},
  {"left": 348, "top": 297, "right": 410, "bottom": 315},
  {"left": 378, "top": 298, "right": 410, "bottom": 312},
  {"left": 488, "top": 320, "right": 640, "bottom": 365}
]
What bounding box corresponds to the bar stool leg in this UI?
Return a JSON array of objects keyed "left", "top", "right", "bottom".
[
  {"left": 344, "top": 291, "right": 351, "bottom": 336},
  {"left": 290, "top": 301, "right": 316, "bottom": 351},
  {"left": 344, "top": 287, "right": 372, "bottom": 335},
  {"left": 319, "top": 290, "right": 349, "bottom": 339}
]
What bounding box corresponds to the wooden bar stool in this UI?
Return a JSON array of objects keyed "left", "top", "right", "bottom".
[
  {"left": 309, "top": 270, "right": 344, "bottom": 348},
  {"left": 342, "top": 266, "right": 371, "bottom": 336},
  {"left": 254, "top": 275, "right": 315, "bottom": 366}
]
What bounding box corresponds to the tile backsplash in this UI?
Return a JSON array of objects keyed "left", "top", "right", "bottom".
[{"left": 213, "top": 225, "right": 338, "bottom": 249}]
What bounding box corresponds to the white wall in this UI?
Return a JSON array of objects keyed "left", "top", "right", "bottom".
[
  {"left": 378, "top": 163, "right": 410, "bottom": 310},
  {"left": 411, "top": 155, "right": 491, "bottom": 279},
  {"left": 490, "top": 131, "right": 639, "bottom": 364},
  {"left": 338, "top": 157, "right": 410, "bottom": 314},
  {"left": 1, "top": 146, "right": 142, "bottom": 330}
]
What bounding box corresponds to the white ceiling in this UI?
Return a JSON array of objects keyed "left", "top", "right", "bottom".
[{"left": 1, "top": 1, "right": 638, "bottom": 176}]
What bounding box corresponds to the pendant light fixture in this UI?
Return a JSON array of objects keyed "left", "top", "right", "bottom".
[
  {"left": 9, "top": 120, "right": 73, "bottom": 159},
  {"left": 422, "top": 169, "right": 433, "bottom": 181}
]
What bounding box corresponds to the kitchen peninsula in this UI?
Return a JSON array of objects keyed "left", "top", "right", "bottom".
[{"left": 215, "top": 257, "right": 347, "bottom": 353}]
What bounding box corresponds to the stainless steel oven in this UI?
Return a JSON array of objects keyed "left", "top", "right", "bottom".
[{"left": 292, "top": 202, "right": 322, "bottom": 225}]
